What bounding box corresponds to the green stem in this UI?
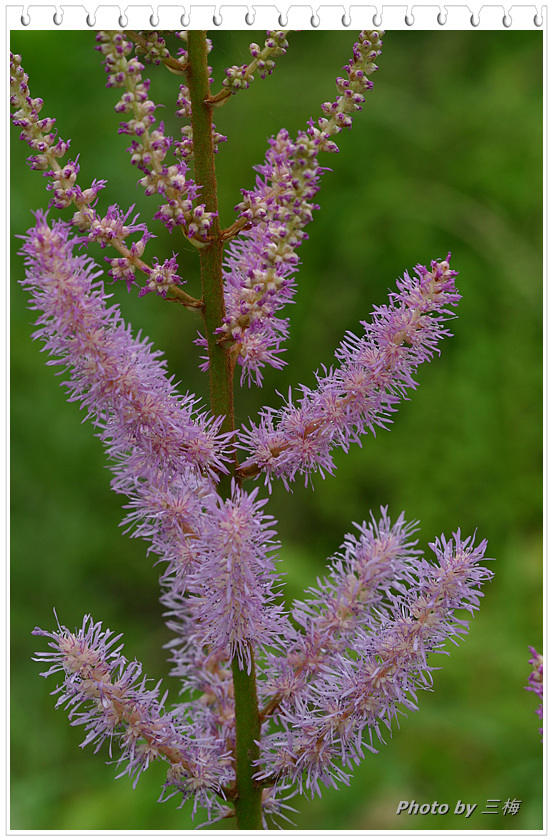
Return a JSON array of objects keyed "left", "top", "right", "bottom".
[
  {"left": 232, "top": 653, "right": 263, "bottom": 829},
  {"left": 186, "top": 32, "right": 232, "bottom": 432},
  {"left": 186, "top": 31, "right": 263, "bottom": 831}
]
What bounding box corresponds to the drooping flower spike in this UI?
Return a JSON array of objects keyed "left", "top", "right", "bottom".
[
  {"left": 32, "top": 614, "right": 235, "bottom": 817},
  {"left": 9, "top": 51, "right": 197, "bottom": 302}
]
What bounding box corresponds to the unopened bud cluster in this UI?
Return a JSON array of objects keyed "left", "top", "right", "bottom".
[
  {"left": 218, "top": 31, "right": 383, "bottom": 384},
  {"left": 96, "top": 31, "right": 216, "bottom": 243},
  {"left": 132, "top": 30, "right": 172, "bottom": 65},
  {"left": 223, "top": 30, "right": 289, "bottom": 93},
  {"left": 10, "top": 54, "right": 69, "bottom": 169},
  {"left": 10, "top": 49, "right": 188, "bottom": 299},
  {"left": 315, "top": 29, "right": 383, "bottom": 150},
  {"left": 10, "top": 54, "right": 104, "bottom": 211}
]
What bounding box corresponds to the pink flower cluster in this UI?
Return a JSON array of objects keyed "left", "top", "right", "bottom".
[
  {"left": 219, "top": 30, "right": 384, "bottom": 385},
  {"left": 13, "top": 29, "right": 494, "bottom": 829},
  {"left": 9, "top": 50, "right": 188, "bottom": 299},
  {"left": 95, "top": 31, "right": 217, "bottom": 242},
  {"left": 238, "top": 256, "right": 460, "bottom": 487},
  {"left": 21, "top": 214, "right": 491, "bottom": 824},
  {"left": 526, "top": 646, "right": 543, "bottom": 736}
]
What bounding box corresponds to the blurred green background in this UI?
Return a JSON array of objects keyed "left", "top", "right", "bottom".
[{"left": 10, "top": 29, "right": 542, "bottom": 831}]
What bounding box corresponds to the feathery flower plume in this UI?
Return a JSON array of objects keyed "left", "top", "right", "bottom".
[
  {"left": 186, "top": 482, "right": 287, "bottom": 672},
  {"left": 216, "top": 31, "right": 383, "bottom": 386},
  {"left": 32, "top": 614, "right": 234, "bottom": 816},
  {"left": 19, "top": 213, "right": 231, "bottom": 484},
  {"left": 238, "top": 256, "right": 460, "bottom": 487},
  {"left": 261, "top": 508, "right": 422, "bottom": 706},
  {"left": 256, "top": 526, "right": 492, "bottom": 795}
]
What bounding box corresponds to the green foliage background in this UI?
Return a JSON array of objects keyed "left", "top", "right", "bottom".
[{"left": 10, "top": 29, "right": 542, "bottom": 831}]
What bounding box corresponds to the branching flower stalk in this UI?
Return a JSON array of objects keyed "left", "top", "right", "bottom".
[
  {"left": 186, "top": 31, "right": 261, "bottom": 826},
  {"left": 11, "top": 29, "right": 494, "bottom": 830}
]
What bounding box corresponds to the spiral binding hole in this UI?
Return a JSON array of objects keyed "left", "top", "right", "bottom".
[{"left": 15, "top": 7, "right": 543, "bottom": 39}]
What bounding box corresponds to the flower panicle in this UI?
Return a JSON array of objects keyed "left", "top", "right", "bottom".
[
  {"left": 237, "top": 255, "right": 460, "bottom": 489},
  {"left": 32, "top": 614, "right": 234, "bottom": 808},
  {"left": 220, "top": 31, "right": 290, "bottom": 98},
  {"left": 219, "top": 31, "right": 383, "bottom": 386},
  {"left": 95, "top": 31, "right": 216, "bottom": 244},
  {"left": 256, "top": 524, "right": 493, "bottom": 796},
  {"left": 18, "top": 29, "right": 497, "bottom": 829},
  {"left": 19, "top": 213, "right": 231, "bottom": 484}
]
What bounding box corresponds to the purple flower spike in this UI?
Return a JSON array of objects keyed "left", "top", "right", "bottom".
[
  {"left": 33, "top": 613, "right": 234, "bottom": 807},
  {"left": 223, "top": 32, "right": 383, "bottom": 387},
  {"left": 255, "top": 522, "right": 492, "bottom": 796},
  {"left": 261, "top": 508, "right": 423, "bottom": 706},
  {"left": 187, "top": 481, "right": 288, "bottom": 672},
  {"left": 237, "top": 256, "right": 460, "bottom": 488},
  {"left": 526, "top": 646, "right": 543, "bottom": 736},
  {"left": 19, "top": 213, "right": 232, "bottom": 485}
]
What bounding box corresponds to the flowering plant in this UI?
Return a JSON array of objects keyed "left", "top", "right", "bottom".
[
  {"left": 11, "top": 29, "right": 493, "bottom": 830},
  {"left": 526, "top": 647, "right": 543, "bottom": 737}
]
